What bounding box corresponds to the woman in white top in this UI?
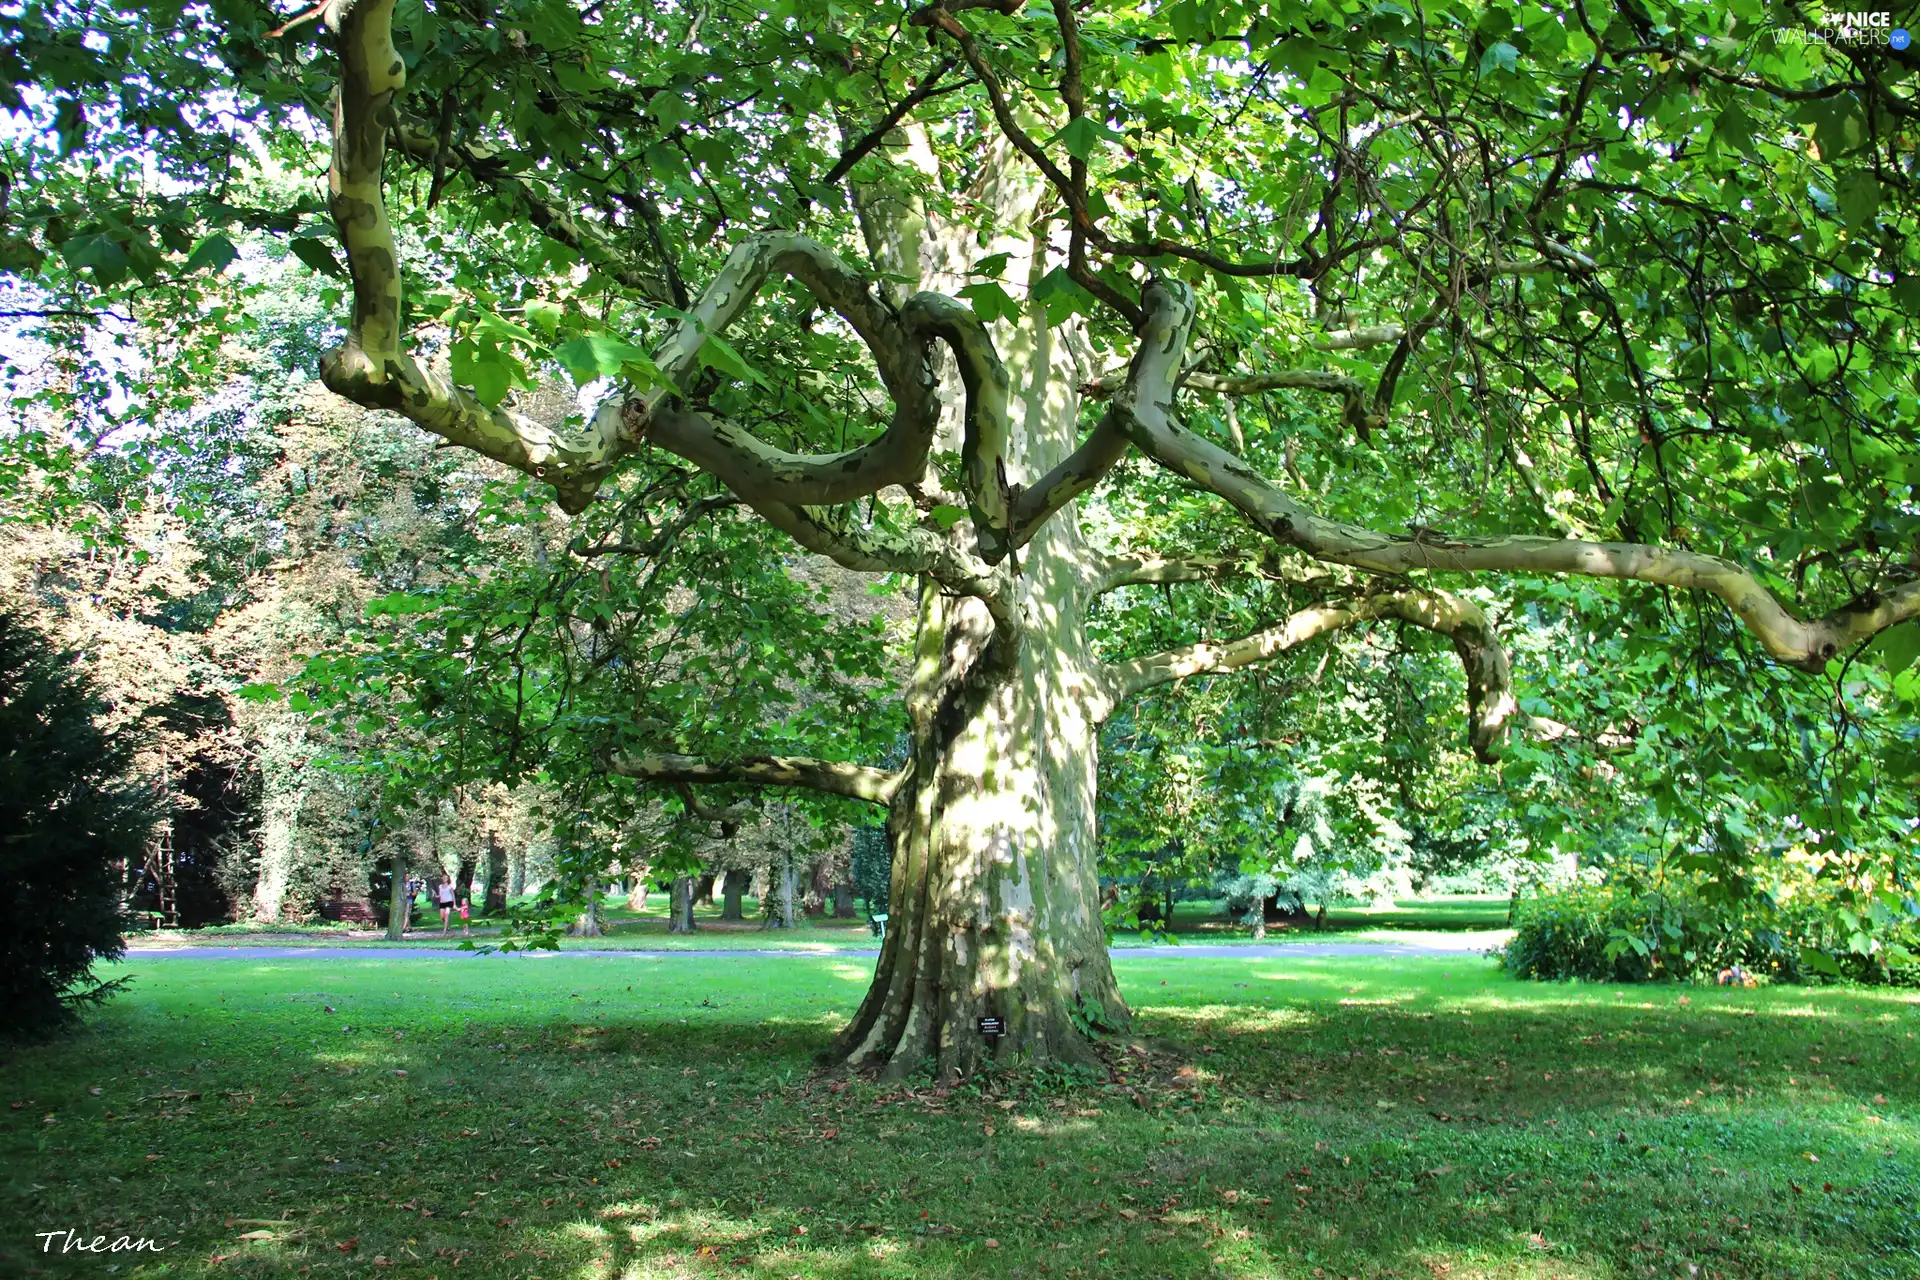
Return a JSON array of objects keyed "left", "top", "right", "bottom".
[{"left": 436, "top": 876, "right": 456, "bottom": 935}]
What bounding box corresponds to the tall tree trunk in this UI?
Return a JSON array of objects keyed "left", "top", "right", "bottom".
[
  {"left": 831, "top": 880, "right": 855, "bottom": 919},
  {"left": 249, "top": 716, "right": 306, "bottom": 921},
  {"left": 694, "top": 872, "right": 715, "bottom": 906},
  {"left": 829, "top": 152, "right": 1127, "bottom": 1078},
  {"left": 455, "top": 854, "right": 477, "bottom": 907},
  {"left": 831, "top": 533, "right": 1126, "bottom": 1079},
  {"left": 780, "top": 856, "right": 797, "bottom": 930},
  {"left": 625, "top": 860, "right": 649, "bottom": 912},
  {"left": 509, "top": 845, "right": 526, "bottom": 897},
  {"left": 571, "top": 878, "right": 602, "bottom": 937},
  {"left": 804, "top": 858, "right": 829, "bottom": 918},
  {"left": 484, "top": 825, "right": 508, "bottom": 915},
  {"left": 385, "top": 849, "right": 410, "bottom": 940},
  {"left": 720, "top": 868, "right": 748, "bottom": 921},
  {"left": 667, "top": 875, "right": 696, "bottom": 933}
]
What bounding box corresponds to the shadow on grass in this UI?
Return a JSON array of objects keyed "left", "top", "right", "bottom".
[{"left": 1, "top": 956, "right": 1915, "bottom": 1278}]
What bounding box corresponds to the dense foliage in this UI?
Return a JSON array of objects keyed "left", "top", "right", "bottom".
[
  {"left": 0, "top": 613, "right": 154, "bottom": 1036},
  {"left": 1501, "top": 872, "right": 1920, "bottom": 985}
]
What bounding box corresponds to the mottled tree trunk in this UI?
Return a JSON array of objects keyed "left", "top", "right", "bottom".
[
  {"left": 385, "top": 849, "right": 409, "bottom": 940},
  {"left": 571, "top": 878, "right": 602, "bottom": 937},
  {"left": 668, "top": 875, "right": 696, "bottom": 933},
  {"left": 831, "top": 880, "right": 855, "bottom": 918},
  {"left": 720, "top": 868, "right": 749, "bottom": 921},
  {"left": 484, "top": 826, "right": 508, "bottom": 915},
  {"left": 249, "top": 717, "right": 306, "bottom": 922},
  {"left": 831, "top": 522, "right": 1125, "bottom": 1079},
  {"left": 805, "top": 859, "right": 830, "bottom": 918},
  {"left": 828, "top": 159, "right": 1128, "bottom": 1078},
  {"left": 625, "top": 861, "right": 649, "bottom": 912},
  {"left": 694, "top": 872, "right": 715, "bottom": 907}
]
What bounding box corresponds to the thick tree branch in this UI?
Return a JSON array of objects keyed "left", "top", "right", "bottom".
[
  {"left": 1118, "top": 282, "right": 1920, "bottom": 671},
  {"left": 608, "top": 752, "right": 908, "bottom": 807},
  {"left": 898, "top": 294, "right": 1015, "bottom": 561},
  {"left": 1104, "top": 586, "right": 1522, "bottom": 762},
  {"left": 320, "top": 5, "right": 944, "bottom": 514}
]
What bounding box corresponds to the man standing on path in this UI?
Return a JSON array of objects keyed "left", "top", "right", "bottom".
[{"left": 436, "top": 875, "right": 456, "bottom": 936}]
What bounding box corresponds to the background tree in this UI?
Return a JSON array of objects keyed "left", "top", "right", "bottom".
[{"left": 0, "top": 614, "right": 156, "bottom": 1036}]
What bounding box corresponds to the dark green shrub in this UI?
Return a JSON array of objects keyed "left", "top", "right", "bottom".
[
  {"left": 0, "top": 614, "right": 156, "bottom": 1037},
  {"left": 1500, "top": 878, "right": 1916, "bottom": 985}
]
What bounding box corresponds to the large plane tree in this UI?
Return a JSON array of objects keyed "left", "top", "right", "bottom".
[{"left": 4, "top": 0, "right": 1917, "bottom": 1075}]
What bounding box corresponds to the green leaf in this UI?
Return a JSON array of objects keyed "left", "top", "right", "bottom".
[
  {"left": 471, "top": 357, "right": 511, "bottom": 407},
  {"left": 288, "top": 236, "right": 348, "bottom": 279},
  {"left": 1478, "top": 41, "right": 1518, "bottom": 75},
  {"left": 475, "top": 310, "right": 540, "bottom": 346},
  {"left": 552, "top": 334, "right": 654, "bottom": 383},
  {"left": 53, "top": 98, "right": 87, "bottom": 156},
  {"left": 1800, "top": 946, "right": 1844, "bottom": 976},
  {"left": 185, "top": 232, "right": 239, "bottom": 274},
  {"left": 1713, "top": 103, "right": 1761, "bottom": 160},
  {"left": 1876, "top": 622, "right": 1920, "bottom": 677},
  {"left": 1051, "top": 116, "right": 1125, "bottom": 160},
  {"left": 522, "top": 299, "right": 564, "bottom": 338},
  {"left": 968, "top": 253, "right": 1013, "bottom": 279},
  {"left": 62, "top": 233, "right": 128, "bottom": 286},
  {"left": 929, "top": 504, "right": 966, "bottom": 530},
  {"left": 697, "top": 333, "right": 766, "bottom": 386},
  {"left": 1835, "top": 172, "right": 1880, "bottom": 232},
  {"left": 957, "top": 281, "right": 1022, "bottom": 327},
  {"left": 1030, "top": 268, "right": 1096, "bottom": 328}
]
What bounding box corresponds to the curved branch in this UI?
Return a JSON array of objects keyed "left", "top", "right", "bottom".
[
  {"left": 899, "top": 293, "right": 1015, "bottom": 560},
  {"left": 608, "top": 752, "right": 908, "bottom": 807},
  {"left": 319, "top": 6, "right": 942, "bottom": 515},
  {"left": 1117, "top": 288, "right": 1920, "bottom": 672},
  {"left": 1104, "top": 586, "right": 1522, "bottom": 763}
]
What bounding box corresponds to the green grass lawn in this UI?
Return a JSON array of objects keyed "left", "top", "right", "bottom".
[{"left": 4, "top": 955, "right": 1915, "bottom": 1278}]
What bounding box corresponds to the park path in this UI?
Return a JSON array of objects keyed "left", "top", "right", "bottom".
[{"left": 122, "top": 938, "right": 1498, "bottom": 961}]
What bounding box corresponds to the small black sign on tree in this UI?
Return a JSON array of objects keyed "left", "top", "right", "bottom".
[{"left": 977, "top": 1015, "right": 1005, "bottom": 1038}]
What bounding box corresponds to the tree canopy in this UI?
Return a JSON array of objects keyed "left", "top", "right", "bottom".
[{"left": 3, "top": 0, "right": 1917, "bottom": 1067}]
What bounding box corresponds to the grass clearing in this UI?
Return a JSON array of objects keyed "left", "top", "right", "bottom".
[{"left": 3, "top": 954, "right": 1914, "bottom": 1278}]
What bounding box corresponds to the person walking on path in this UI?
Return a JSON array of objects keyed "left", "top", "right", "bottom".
[{"left": 436, "top": 876, "right": 456, "bottom": 935}]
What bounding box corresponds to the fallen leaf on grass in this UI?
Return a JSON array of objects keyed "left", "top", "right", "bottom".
[{"left": 237, "top": 1230, "right": 274, "bottom": 1241}]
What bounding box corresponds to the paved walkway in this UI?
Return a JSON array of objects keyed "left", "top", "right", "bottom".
[{"left": 123, "top": 938, "right": 1497, "bottom": 961}]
